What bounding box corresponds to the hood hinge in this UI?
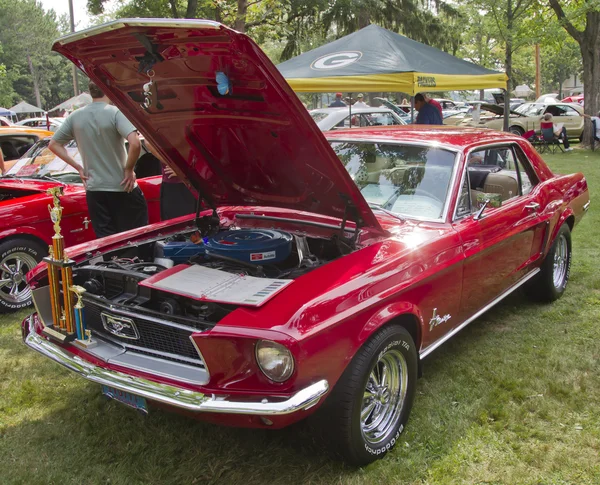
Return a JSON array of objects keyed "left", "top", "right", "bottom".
[{"left": 339, "top": 194, "right": 362, "bottom": 250}]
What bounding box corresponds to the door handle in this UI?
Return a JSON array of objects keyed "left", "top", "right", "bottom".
[{"left": 524, "top": 202, "right": 540, "bottom": 212}]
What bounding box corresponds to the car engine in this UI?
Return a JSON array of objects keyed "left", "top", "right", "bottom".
[{"left": 70, "top": 227, "right": 349, "bottom": 327}]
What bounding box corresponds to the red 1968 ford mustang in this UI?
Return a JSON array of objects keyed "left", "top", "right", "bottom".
[{"left": 22, "top": 19, "right": 589, "bottom": 465}]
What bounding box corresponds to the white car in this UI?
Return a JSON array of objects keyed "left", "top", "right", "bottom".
[
  {"left": 16, "top": 117, "right": 64, "bottom": 132},
  {"left": 309, "top": 107, "right": 406, "bottom": 131}
]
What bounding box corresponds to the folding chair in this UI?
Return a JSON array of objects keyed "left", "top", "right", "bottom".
[
  {"left": 524, "top": 129, "right": 545, "bottom": 154},
  {"left": 541, "top": 127, "right": 565, "bottom": 154}
]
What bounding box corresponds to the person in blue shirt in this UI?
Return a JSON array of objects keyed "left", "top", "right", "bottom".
[
  {"left": 414, "top": 93, "right": 443, "bottom": 125},
  {"left": 329, "top": 93, "right": 347, "bottom": 107}
]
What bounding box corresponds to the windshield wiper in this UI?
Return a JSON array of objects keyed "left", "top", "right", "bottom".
[
  {"left": 368, "top": 202, "right": 405, "bottom": 222},
  {"left": 0, "top": 175, "right": 24, "bottom": 182},
  {"left": 29, "top": 174, "right": 65, "bottom": 184}
]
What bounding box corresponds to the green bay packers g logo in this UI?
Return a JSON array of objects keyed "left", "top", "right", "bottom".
[{"left": 311, "top": 51, "right": 362, "bottom": 70}]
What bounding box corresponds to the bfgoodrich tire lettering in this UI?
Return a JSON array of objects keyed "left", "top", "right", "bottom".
[
  {"left": 0, "top": 238, "right": 46, "bottom": 313},
  {"left": 314, "top": 325, "right": 417, "bottom": 466},
  {"left": 527, "top": 223, "right": 572, "bottom": 302}
]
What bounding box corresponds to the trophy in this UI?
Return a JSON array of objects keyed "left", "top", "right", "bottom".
[
  {"left": 42, "top": 187, "right": 77, "bottom": 343},
  {"left": 70, "top": 285, "right": 96, "bottom": 349}
]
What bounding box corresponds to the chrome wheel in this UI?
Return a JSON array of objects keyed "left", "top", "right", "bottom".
[
  {"left": 552, "top": 234, "right": 568, "bottom": 289},
  {"left": 0, "top": 252, "right": 38, "bottom": 304},
  {"left": 361, "top": 349, "right": 408, "bottom": 446}
]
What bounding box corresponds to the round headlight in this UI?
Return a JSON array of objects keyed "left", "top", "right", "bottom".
[{"left": 256, "top": 340, "right": 294, "bottom": 383}]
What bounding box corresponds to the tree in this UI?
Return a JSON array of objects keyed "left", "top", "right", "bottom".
[
  {"left": 0, "top": 0, "right": 74, "bottom": 109},
  {"left": 548, "top": 0, "right": 600, "bottom": 146},
  {"left": 540, "top": 33, "right": 581, "bottom": 97},
  {"left": 470, "top": 0, "right": 536, "bottom": 129}
]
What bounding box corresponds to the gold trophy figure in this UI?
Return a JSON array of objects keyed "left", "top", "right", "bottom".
[{"left": 42, "top": 186, "right": 77, "bottom": 343}]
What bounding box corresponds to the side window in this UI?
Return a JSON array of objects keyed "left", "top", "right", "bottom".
[
  {"left": 513, "top": 145, "right": 538, "bottom": 195},
  {"left": 563, "top": 105, "right": 580, "bottom": 116},
  {"left": 370, "top": 113, "right": 395, "bottom": 126},
  {"left": 464, "top": 146, "right": 522, "bottom": 210},
  {"left": 456, "top": 170, "right": 471, "bottom": 218}
]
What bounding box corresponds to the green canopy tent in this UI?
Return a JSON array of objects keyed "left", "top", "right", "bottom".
[
  {"left": 277, "top": 24, "right": 509, "bottom": 127},
  {"left": 278, "top": 24, "right": 506, "bottom": 94}
]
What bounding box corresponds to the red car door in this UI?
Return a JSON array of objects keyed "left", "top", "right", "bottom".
[
  {"left": 453, "top": 144, "right": 547, "bottom": 321},
  {"left": 58, "top": 188, "right": 96, "bottom": 246}
]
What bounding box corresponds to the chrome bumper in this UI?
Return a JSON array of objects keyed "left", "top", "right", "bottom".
[{"left": 24, "top": 317, "right": 329, "bottom": 415}]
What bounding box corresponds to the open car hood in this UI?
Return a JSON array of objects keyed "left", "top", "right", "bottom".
[
  {"left": 480, "top": 103, "right": 523, "bottom": 117},
  {"left": 52, "top": 19, "right": 383, "bottom": 233}
]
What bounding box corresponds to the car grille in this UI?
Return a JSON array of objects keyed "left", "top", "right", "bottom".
[{"left": 83, "top": 298, "right": 205, "bottom": 368}]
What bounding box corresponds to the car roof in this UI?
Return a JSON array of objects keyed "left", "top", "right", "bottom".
[
  {"left": 324, "top": 125, "right": 525, "bottom": 150},
  {"left": 17, "top": 117, "right": 63, "bottom": 123},
  {"left": 0, "top": 126, "right": 54, "bottom": 136}
]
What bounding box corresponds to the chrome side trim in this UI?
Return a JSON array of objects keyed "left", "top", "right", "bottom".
[
  {"left": 24, "top": 319, "right": 329, "bottom": 415},
  {"left": 583, "top": 201, "right": 591, "bottom": 212},
  {"left": 420, "top": 268, "right": 541, "bottom": 359}
]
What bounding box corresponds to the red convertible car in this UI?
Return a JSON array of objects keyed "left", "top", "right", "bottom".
[
  {"left": 23, "top": 20, "right": 589, "bottom": 465},
  {"left": 0, "top": 138, "right": 163, "bottom": 312}
]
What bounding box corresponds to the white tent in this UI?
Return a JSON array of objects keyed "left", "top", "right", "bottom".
[
  {"left": 10, "top": 101, "right": 44, "bottom": 114},
  {"left": 513, "top": 84, "right": 533, "bottom": 98},
  {"left": 49, "top": 92, "right": 92, "bottom": 112}
]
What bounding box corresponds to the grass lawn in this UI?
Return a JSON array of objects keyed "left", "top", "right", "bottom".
[{"left": 1, "top": 147, "right": 600, "bottom": 485}]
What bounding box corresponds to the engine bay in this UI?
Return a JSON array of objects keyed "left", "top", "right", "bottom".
[{"left": 71, "top": 226, "right": 351, "bottom": 327}]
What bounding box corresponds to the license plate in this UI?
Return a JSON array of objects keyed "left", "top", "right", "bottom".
[{"left": 102, "top": 385, "right": 148, "bottom": 414}]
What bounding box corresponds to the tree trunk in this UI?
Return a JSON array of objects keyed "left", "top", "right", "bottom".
[
  {"left": 26, "top": 50, "right": 41, "bottom": 109},
  {"left": 558, "top": 81, "right": 562, "bottom": 100},
  {"left": 580, "top": 40, "right": 600, "bottom": 146},
  {"left": 503, "top": 0, "right": 513, "bottom": 132},
  {"left": 186, "top": 0, "right": 198, "bottom": 18},
  {"left": 548, "top": 2, "right": 600, "bottom": 148},
  {"left": 234, "top": 0, "right": 248, "bottom": 32},
  {"left": 168, "top": 0, "right": 179, "bottom": 18}
]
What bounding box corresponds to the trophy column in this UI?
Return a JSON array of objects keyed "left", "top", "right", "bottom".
[{"left": 42, "top": 186, "right": 87, "bottom": 345}]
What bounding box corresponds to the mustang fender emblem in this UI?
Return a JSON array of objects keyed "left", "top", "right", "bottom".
[{"left": 429, "top": 308, "right": 451, "bottom": 332}]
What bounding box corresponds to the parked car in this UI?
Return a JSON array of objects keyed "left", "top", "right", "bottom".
[
  {"left": 24, "top": 19, "right": 589, "bottom": 467},
  {"left": 561, "top": 95, "right": 583, "bottom": 105},
  {"left": 0, "top": 127, "right": 53, "bottom": 172},
  {"left": 510, "top": 98, "right": 526, "bottom": 108},
  {"left": 0, "top": 116, "right": 16, "bottom": 127},
  {"left": 16, "top": 117, "right": 64, "bottom": 132},
  {"left": 309, "top": 106, "right": 406, "bottom": 131},
  {"left": 460, "top": 102, "right": 585, "bottom": 138},
  {"left": 433, "top": 98, "right": 458, "bottom": 110},
  {"left": 0, "top": 137, "right": 163, "bottom": 312}
]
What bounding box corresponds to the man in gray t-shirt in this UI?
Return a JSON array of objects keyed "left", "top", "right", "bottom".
[{"left": 49, "top": 81, "right": 149, "bottom": 238}]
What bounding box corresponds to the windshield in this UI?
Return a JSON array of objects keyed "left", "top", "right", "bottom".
[
  {"left": 514, "top": 103, "right": 544, "bottom": 116},
  {"left": 6, "top": 139, "right": 80, "bottom": 179},
  {"left": 330, "top": 141, "right": 456, "bottom": 220}
]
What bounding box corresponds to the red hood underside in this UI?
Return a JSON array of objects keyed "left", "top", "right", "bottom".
[{"left": 52, "top": 19, "right": 383, "bottom": 233}]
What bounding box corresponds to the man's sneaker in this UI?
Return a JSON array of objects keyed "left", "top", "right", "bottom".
[{"left": 565, "top": 148, "right": 573, "bottom": 152}]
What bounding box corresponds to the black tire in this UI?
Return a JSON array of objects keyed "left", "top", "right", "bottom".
[
  {"left": 314, "top": 325, "right": 417, "bottom": 466},
  {"left": 509, "top": 126, "right": 525, "bottom": 136},
  {"left": 0, "top": 238, "right": 46, "bottom": 313},
  {"left": 527, "top": 223, "right": 572, "bottom": 302}
]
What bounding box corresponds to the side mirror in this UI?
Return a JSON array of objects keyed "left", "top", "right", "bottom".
[{"left": 474, "top": 199, "right": 489, "bottom": 221}]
